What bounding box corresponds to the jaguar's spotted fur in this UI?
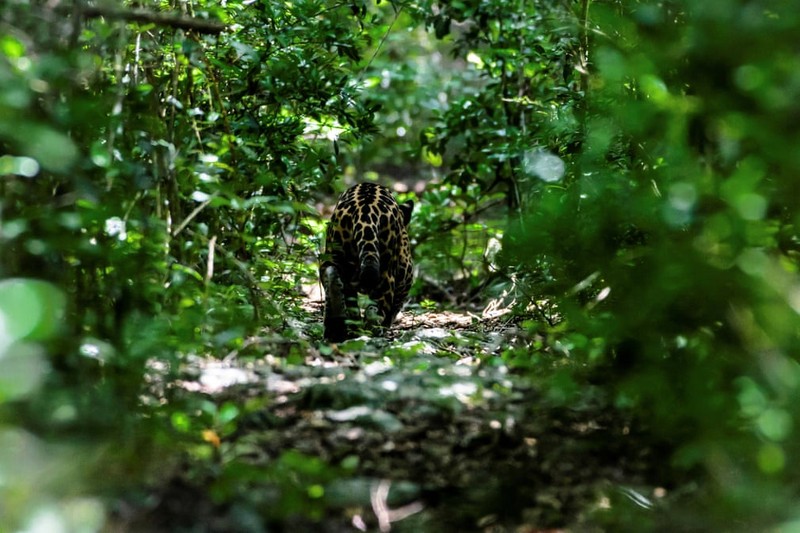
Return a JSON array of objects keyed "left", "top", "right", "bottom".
[{"left": 320, "top": 183, "right": 413, "bottom": 342}]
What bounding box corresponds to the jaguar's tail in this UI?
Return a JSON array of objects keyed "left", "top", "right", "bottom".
[{"left": 358, "top": 242, "right": 380, "bottom": 290}]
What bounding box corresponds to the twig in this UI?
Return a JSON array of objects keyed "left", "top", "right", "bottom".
[
  {"left": 418, "top": 197, "right": 506, "bottom": 240},
  {"left": 172, "top": 194, "right": 216, "bottom": 237},
  {"left": 371, "top": 479, "right": 391, "bottom": 532},
  {"left": 358, "top": 6, "right": 403, "bottom": 82},
  {"left": 206, "top": 235, "right": 217, "bottom": 284},
  {"left": 370, "top": 479, "right": 425, "bottom": 532},
  {"left": 186, "top": 228, "right": 263, "bottom": 323}
]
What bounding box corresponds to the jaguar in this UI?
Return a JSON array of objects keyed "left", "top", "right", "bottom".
[{"left": 320, "top": 182, "right": 414, "bottom": 342}]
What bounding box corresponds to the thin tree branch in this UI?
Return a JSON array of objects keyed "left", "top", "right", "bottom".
[
  {"left": 172, "top": 194, "right": 216, "bottom": 237},
  {"left": 65, "top": 5, "right": 227, "bottom": 34}
]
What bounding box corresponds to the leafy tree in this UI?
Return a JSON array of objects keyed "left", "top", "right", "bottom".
[
  {"left": 3, "top": 0, "right": 800, "bottom": 530},
  {"left": 0, "top": 0, "right": 410, "bottom": 528},
  {"left": 410, "top": 0, "right": 800, "bottom": 528}
]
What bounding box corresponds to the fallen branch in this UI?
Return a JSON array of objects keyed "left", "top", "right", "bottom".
[{"left": 66, "top": 5, "right": 227, "bottom": 34}]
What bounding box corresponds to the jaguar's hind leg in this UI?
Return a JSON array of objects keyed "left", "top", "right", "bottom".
[
  {"left": 322, "top": 264, "right": 361, "bottom": 342},
  {"left": 363, "top": 285, "right": 397, "bottom": 335},
  {"left": 322, "top": 265, "right": 348, "bottom": 342}
]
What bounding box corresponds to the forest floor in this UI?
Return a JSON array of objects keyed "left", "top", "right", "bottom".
[{"left": 119, "top": 291, "right": 664, "bottom": 532}]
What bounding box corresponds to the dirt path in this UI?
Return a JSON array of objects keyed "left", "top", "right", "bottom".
[{"left": 120, "top": 302, "right": 659, "bottom": 532}]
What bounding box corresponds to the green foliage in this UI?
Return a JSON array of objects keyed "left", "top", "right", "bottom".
[
  {"left": 4, "top": 0, "right": 800, "bottom": 530},
  {"left": 210, "top": 450, "right": 343, "bottom": 522},
  {"left": 0, "top": 0, "right": 411, "bottom": 529},
  {"left": 388, "top": 0, "right": 800, "bottom": 528},
  {"left": 421, "top": 0, "right": 581, "bottom": 206},
  {"left": 411, "top": 182, "right": 504, "bottom": 295},
  {"left": 491, "top": 1, "right": 800, "bottom": 528}
]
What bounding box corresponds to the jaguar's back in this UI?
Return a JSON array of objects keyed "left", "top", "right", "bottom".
[{"left": 320, "top": 183, "right": 413, "bottom": 342}]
